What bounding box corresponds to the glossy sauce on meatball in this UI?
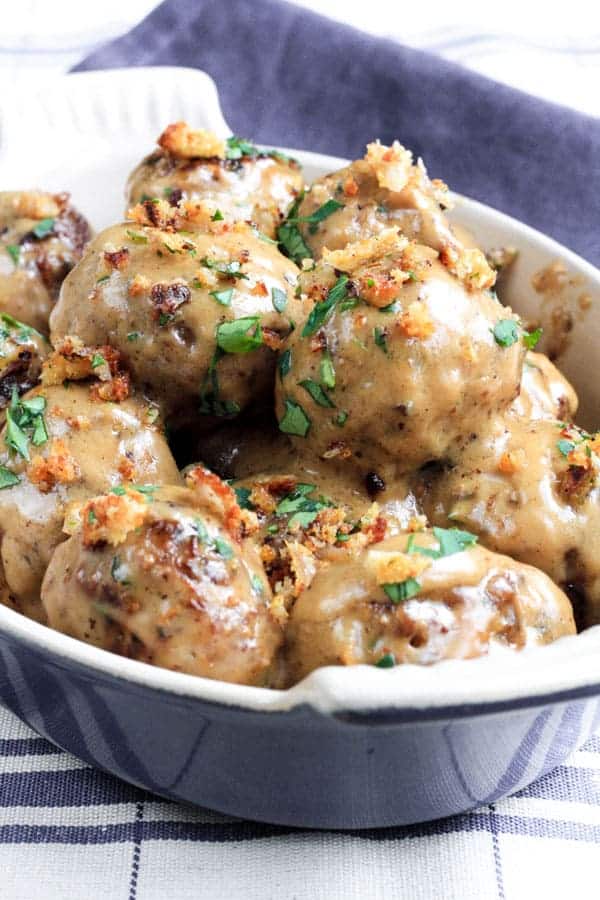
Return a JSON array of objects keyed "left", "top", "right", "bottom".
[
  {"left": 275, "top": 231, "right": 524, "bottom": 477},
  {"left": 51, "top": 209, "right": 306, "bottom": 426},
  {"left": 283, "top": 530, "right": 575, "bottom": 685}
]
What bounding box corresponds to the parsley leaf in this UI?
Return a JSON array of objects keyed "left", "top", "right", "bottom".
[
  {"left": 0, "top": 465, "right": 19, "bottom": 489},
  {"left": 5, "top": 390, "right": 48, "bottom": 460},
  {"left": 278, "top": 348, "right": 292, "bottom": 380},
  {"left": 209, "top": 288, "right": 234, "bottom": 306},
  {"left": 271, "top": 287, "right": 287, "bottom": 313},
  {"left": 201, "top": 257, "right": 248, "bottom": 279},
  {"left": 374, "top": 653, "right": 396, "bottom": 669},
  {"left": 492, "top": 319, "right": 520, "bottom": 347},
  {"left": 523, "top": 326, "right": 543, "bottom": 350},
  {"left": 216, "top": 317, "right": 263, "bottom": 353},
  {"left": 91, "top": 353, "right": 106, "bottom": 369},
  {"left": 320, "top": 352, "right": 335, "bottom": 389},
  {"left": 279, "top": 399, "right": 311, "bottom": 437},
  {"left": 126, "top": 230, "right": 148, "bottom": 244},
  {"left": 302, "top": 275, "right": 349, "bottom": 337},
  {"left": 287, "top": 199, "right": 344, "bottom": 229},
  {"left": 234, "top": 486, "right": 254, "bottom": 509},
  {"left": 32, "top": 217, "right": 55, "bottom": 239},
  {"left": 6, "top": 245, "right": 20, "bottom": 266},
  {"left": 299, "top": 378, "right": 335, "bottom": 408},
  {"left": 277, "top": 195, "right": 313, "bottom": 265},
  {"left": 383, "top": 579, "right": 421, "bottom": 603},
  {"left": 225, "top": 136, "right": 259, "bottom": 159},
  {"left": 373, "top": 326, "right": 388, "bottom": 354},
  {"left": 557, "top": 438, "right": 576, "bottom": 457}
]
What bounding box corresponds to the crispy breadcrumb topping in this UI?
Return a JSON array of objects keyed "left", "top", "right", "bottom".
[
  {"left": 365, "top": 141, "right": 414, "bottom": 192},
  {"left": 27, "top": 439, "right": 80, "bottom": 493},
  {"left": 367, "top": 548, "right": 431, "bottom": 586},
  {"left": 11, "top": 191, "right": 62, "bottom": 221},
  {"left": 440, "top": 244, "right": 496, "bottom": 292},
  {"left": 323, "top": 229, "right": 407, "bottom": 275},
  {"left": 157, "top": 122, "right": 226, "bottom": 160},
  {"left": 81, "top": 489, "right": 149, "bottom": 548},
  {"left": 398, "top": 301, "right": 434, "bottom": 339}
]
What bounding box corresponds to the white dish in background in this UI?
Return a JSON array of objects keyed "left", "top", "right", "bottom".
[{"left": 0, "top": 66, "right": 599, "bottom": 717}]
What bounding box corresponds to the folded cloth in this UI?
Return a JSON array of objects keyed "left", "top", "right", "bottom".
[{"left": 74, "top": 0, "right": 600, "bottom": 266}]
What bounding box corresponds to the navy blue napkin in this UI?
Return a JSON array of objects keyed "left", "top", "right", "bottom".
[{"left": 75, "top": 0, "right": 600, "bottom": 265}]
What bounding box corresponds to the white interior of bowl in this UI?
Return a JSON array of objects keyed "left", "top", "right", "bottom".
[{"left": 0, "top": 66, "right": 599, "bottom": 714}]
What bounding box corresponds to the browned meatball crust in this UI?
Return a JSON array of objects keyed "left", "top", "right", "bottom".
[
  {"left": 126, "top": 123, "right": 303, "bottom": 239},
  {"left": 0, "top": 191, "right": 91, "bottom": 333},
  {"left": 41, "top": 473, "right": 283, "bottom": 685}
]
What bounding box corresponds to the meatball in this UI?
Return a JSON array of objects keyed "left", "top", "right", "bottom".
[
  {"left": 126, "top": 123, "right": 303, "bottom": 239},
  {"left": 0, "top": 313, "right": 49, "bottom": 420},
  {"left": 0, "top": 357, "right": 179, "bottom": 623},
  {"left": 51, "top": 211, "right": 305, "bottom": 426},
  {"left": 41, "top": 476, "right": 283, "bottom": 686},
  {"left": 418, "top": 415, "right": 600, "bottom": 627},
  {"left": 275, "top": 230, "right": 525, "bottom": 476},
  {"left": 0, "top": 191, "right": 91, "bottom": 333},
  {"left": 513, "top": 351, "right": 578, "bottom": 421},
  {"left": 284, "top": 529, "right": 575, "bottom": 685},
  {"left": 286, "top": 140, "right": 479, "bottom": 265}
]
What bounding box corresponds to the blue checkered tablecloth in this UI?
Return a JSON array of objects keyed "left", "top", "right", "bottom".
[{"left": 1, "top": 703, "right": 599, "bottom": 899}]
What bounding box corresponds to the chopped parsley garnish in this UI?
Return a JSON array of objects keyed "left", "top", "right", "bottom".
[
  {"left": 407, "top": 526, "right": 478, "bottom": 559},
  {"left": 5, "top": 390, "right": 48, "bottom": 460},
  {"left": 320, "top": 352, "right": 335, "bottom": 389},
  {"left": 213, "top": 537, "right": 233, "bottom": 559},
  {"left": 225, "top": 135, "right": 259, "bottom": 159},
  {"left": 97, "top": 275, "right": 110, "bottom": 284},
  {"left": 557, "top": 438, "right": 576, "bottom": 457},
  {"left": 193, "top": 518, "right": 234, "bottom": 559},
  {"left": 492, "top": 319, "right": 519, "bottom": 347},
  {"left": 211, "top": 209, "right": 224, "bottom": 221},
  {"left": 216, "top": 316, "right": 263, "bottom": 353},
  {"left": 380, "top": 300, "right": 400, "bottom": 314},
  {"left": 6, "top": 245, "right": 20, "bottom": 266},
  {"left": 373, "top": 326, "right": 388, "bottom": 354},
  {"left": 126, "top": 230, "right": 148, "bottom": 244},
  {"left": 91, "top": 353, "right": 106, "bottom": 369},
  {"left": 234, "top": 486, "right": 254, "bottom": 509},
  {"left": 375, "top": 653, "right": 396, "bottom": 669},
  {"left": 286, "top": 199, "right": 344, "bottom": 234},
  {"left": 277, "top": 195, "right": 313, "bottom": 265},
  {"left": 334, "top": 410, "right": 348, "bottom": 426},
  {"left": 275, "top": 483, "right": 332, "bottom": 529},
  {"left": 383, "top": 578, "right": 421, "bottom": 603},
  {"left": 278, "top": 398, "right": 311, "bottom": 437},
  {"left": 299, "top": 378, "right": 334, "bottom": 408},
  {"left": 200, "top": 257, "right": 248, "bottom": 279},
  {"left": 209, "top": 288, "right": 234, "bottom": 307},
  {"left": 0, "top": 465, "right": 19, "bottom": 489},
  {"left": 278, "top": 348, "right": 292, "bottom": 380},
  {"left": 199, "top": 348, "right": 241, "bottom": 418},
  {"left": 523, "top": 326, "right": 543, "bottom": 350},
  {"left": 302, "top": 275, "right": 349, "bottom": 337},
  {"left": 127, "top": 331, "right": 140, "bottom": 342},
  {"left": 87, "top": 509, "right": 97, "bottom": 524},
  {"left": 251, "top": 574, "right": 265, "bottom": 594},
  {"left": 271, "top": 287, "right": 287, "bottom": 313},
  {"left": 32, "top": 217, "right": 55, "bottom": 239}
]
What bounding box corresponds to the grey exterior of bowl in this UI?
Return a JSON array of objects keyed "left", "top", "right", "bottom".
[{"left": 1, "top": 627, "right": 598, "bottom": 830}]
